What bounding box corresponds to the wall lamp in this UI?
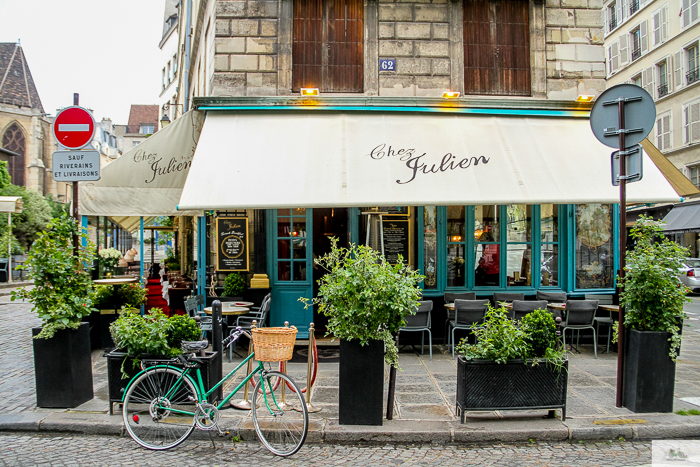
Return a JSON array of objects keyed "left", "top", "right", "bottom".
[
  {"left": 576, "top": 94, "right": 595, "bottom": 102},
  {"left": 161, "top": 102, "right": 184, "bottom": 128},
  {"left": 442, "top": 91, "right": 461, "bottom": 99},
  {"left": 301, "top": 88, "right": 320, "bottom": 97}
]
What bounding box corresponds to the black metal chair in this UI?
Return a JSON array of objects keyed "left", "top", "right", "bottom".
[
  {"left": 444, "top": 292, "right": 476, "bottom": 340},
  {"left": 511, "top": 300, "right": 549, "bottom": 321},
  {"left": 399, "top": 300, "right": 433, "bottom": 360},
  {"left": 585, "top": 294, "right": 615, "bottom": 353},
  {"left": 536, "top": 291, "right": 567, "bottom": 303},
  {"left": 561, "top": 300, "right": 599, "bottom": 358},
  {"left": 492, "top": 292, "right": 524, "bottom": 307},
  {"left": 450, "top": 299, "right": 489, "bottom": 359},
  {"left": 229, "top": 295, "right": 271, "bottom": 362}
]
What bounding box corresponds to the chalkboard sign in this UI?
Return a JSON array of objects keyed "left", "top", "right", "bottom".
[
  {"left": 382, "top": 219, "right": 410, "bottom": 265},
  {"left": 361, "top": 206, "right": 410, "bottom": 216},
  {"left": 216, "top": 217, "right": 249, "bottom": 272}
]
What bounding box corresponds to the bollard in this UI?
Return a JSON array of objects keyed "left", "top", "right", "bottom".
[
  {"left": 276, "top": 321, "right": 291, "bottom": 410},
  {"left": 295, "top": 322, "right": 322, "bottom": 413},
  {"left": 211, "top": 300, "right": 223, "bottom": 401},
  {"left": 386, "top": 332, "right": 398, "bottom": 420},
  {"left": 230, "top": 320, "right": 257, "bottom": 410}
]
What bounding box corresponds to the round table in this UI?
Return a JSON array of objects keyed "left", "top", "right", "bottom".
[
  {"left": 93, "top": 277, "right": 138, "bottom": 285},
  {"left": 203, "top": 306, "right": 249, "bottom": 316}
]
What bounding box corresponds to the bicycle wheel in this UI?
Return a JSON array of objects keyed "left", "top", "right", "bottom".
[
  {"left": 252, "top": 371, "right": 308, "bottom": 457},
  {"left": 122, "top": 367, "right": 198, "bottom": 450}
]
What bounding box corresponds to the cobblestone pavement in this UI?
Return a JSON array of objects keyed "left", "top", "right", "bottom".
[{"left": 0, "top": 432, "right": 654, "bottom": 467}]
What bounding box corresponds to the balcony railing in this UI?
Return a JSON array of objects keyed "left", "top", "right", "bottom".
[
  {"left": 658, "top": 83, "right": 669, "bottom": 98},
  {"left": 631, "top": 47, "right": 641, "bottom": 61},
  {"left": 688, "top": 67, "right": 700, "bottom": 85},
  {"left": 609, "top": 16, "right": 618, "bottom": 31},
  {"left": 630, "top": 0, "right": 640, "bottom": 15}
]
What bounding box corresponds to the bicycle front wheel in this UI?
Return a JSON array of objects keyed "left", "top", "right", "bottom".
[
  {"left": 122, "top": 367, "right": 198, "bottom": 450},
  {"left": 252, "top": 371, "right": 308, "bottom": 457}
]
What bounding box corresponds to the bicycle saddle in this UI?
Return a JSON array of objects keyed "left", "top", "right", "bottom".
[{"left": 181, "top": 340, "right": 209, "bottom": 352}]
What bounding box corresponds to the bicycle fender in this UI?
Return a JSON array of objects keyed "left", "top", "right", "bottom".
[{"left": 120, "top": 365, "right": 198, "bottom": 403}]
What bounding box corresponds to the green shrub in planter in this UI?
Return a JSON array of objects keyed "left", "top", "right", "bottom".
[
  {"left": 223, "top": 272, "right": 246, "bottom": 297},
  {"left": 93, "top": 284, "right": 114, "bottom": 309},
  {"left": 167, "top": 314, "right": 200, "bottom": 349},
  {"left": 118, "top": 283, "right": 148, "bottom": 308}
]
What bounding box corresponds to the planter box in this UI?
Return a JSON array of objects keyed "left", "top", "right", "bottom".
[
  {"left": 623, "top": 329, "right": 676, "bottom": 413},
  {"left": 339, "top": 339, "right": 384, "bottom": 425},
  {"left": 32, "top": 322, "right": 94, "bottom": 408},
  {"left": 106, "top": 349, "right": 221, "bottom": 415},
  {"left": 456, "top": 357, "right": 568, "bottom": 422}
]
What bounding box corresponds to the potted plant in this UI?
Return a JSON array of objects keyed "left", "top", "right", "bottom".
[
  {"left": 99, "top": 247, "right": 122, "bottom": 278},
  {"left": 223, "top": 272, "right": 246, "bottom": 299},
  {"left": 106, "top": 308, "right": 222, "bottom": 414},
  {"left": 303, "top": 239, "right": 423, "bottom": 425},
  {"left": 118, "top": 283, "right": 148, "bottom": 308},
  {"left": 618, "top": 216, "right": 690, "bottom": 413},
  {"left": 455, "top": 306, "right": 568, "bottom": 421},
  {"left": 11, "top": 214, "right": 96, "bottom": 408}
]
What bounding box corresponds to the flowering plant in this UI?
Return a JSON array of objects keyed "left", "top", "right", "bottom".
[{"left": 99, "top": 247, "right": 123, "bottom": 268}]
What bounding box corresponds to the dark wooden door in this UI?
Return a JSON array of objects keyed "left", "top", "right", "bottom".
[
  {"left": 463, "top": 0, "right": 531, "bottom": 96},
  {"left": 293, "top": 0, "right": 363, "bottom": 93}
]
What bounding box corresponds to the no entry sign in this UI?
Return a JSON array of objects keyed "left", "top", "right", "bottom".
[{"left": 52, "top": 106, "right": 96, "bottom": 149}]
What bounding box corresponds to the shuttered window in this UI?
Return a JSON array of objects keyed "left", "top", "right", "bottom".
[
  {"left": 682, "top": 0, "right": 699, "bottom": 28},
  {"left": 292, "top": 0, "right": 363, "bottom": 93},
  {"left": 684, "top": 99, "right": 700, "bottom": 144},
  {"left": 656, "top": 111, "right": 672, "bottom": 151},
  {"left": 463, "top": 0, "right": 531, "bottom": 96}
]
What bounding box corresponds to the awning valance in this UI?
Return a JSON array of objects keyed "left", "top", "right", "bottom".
[
  {"left": 79, "top": 110, "right": 204, "bottom": 217},
  {"left": 177, "top": 112, "right": 680, "bottom": 210},
  {"left": 662, "top": 202, "right": 700, "bottom": 233}
]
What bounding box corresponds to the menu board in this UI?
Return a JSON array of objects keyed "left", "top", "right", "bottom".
[
  {"left": 382, "top": 219, "right": 410, "bottom": 265},
  {"left": 216, "top": 217, "right": 249, "bottom": 271}
]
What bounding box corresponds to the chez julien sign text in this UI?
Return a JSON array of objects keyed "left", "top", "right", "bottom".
[
  {"left": 366, "top": 144, "right": 490, "bottom": 184},
  {"left": 133, "top": 149, "right": 192, "bottom": 184}
]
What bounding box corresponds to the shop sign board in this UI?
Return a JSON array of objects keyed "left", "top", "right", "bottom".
[
  {"left": 216, "top": 217, "right": 249, "bottom": 271},
  {"left": 382, "top": 219, "right": 410, "bottom": 265},
  {"left": 52, "top": 150, "right": 101, "bottom": 181}
]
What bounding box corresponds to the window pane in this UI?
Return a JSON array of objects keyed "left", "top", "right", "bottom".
[
  {"left": 277, "top": 218, "right": 290, "bottom": 237},
  {"left": 292, "top": 208, "right": 306, "bottom": 216},
  {"left": 475, "top": 205, "right": 498, "bottom": 241},
  {"left": 575, "top": 204, "right": 614, "bottom": 289},
  {"left": 541, "top": 244, "right": 559, "bottom": 286},
  {"left": 278, "top": 261, "right": 291, "bottom": 281},
  {"left": 423, "top": 206, "right": 438, "bottom": 289},
  {"left": 293, "top": 238, "right": 306, "bottom": 259},
  {"left": 475, "top": 243, "right": 500, "bottom": 287},
  {"left": 506, "top": 243, "right": 531, "bottom": 287},
  {"left": 506, "top": 205, "right": 531, "bottom": 242},
  {"left": 278, "top": 239, "right": 291, "bottom": 259},
  {"left": 447, "top": 243, "right": 466, "bottom": 288},
  {"left": 541, "top": 204, "right": 559, "bottom": 242},
  {"left": 293, "top": 261, "right": 307, "bottom": 281},
  {"left": 292, "top": 217, "right": 306, "bottom": 238},
  {"left": 277, "top": 209, "right": 291, "bottom": 216},
  {"left": 447, "top": 206, "right": 465, "bottom": 242}
]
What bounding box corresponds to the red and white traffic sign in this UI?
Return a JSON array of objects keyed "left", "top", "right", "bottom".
[{"left": 52, "top": 106, "right": 96, "bottom": 150}]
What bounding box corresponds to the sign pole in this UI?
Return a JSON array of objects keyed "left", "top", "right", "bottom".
[
  {"left": 616, "top": 99, "right": 627, "bottom": 408},
  {"left": 72, "top": 93, "right": 80, "bottom": 253}
]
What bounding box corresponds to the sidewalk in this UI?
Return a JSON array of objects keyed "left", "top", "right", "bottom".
[{"left": 2, "top": 287, "right": 700, "bottom": 445}]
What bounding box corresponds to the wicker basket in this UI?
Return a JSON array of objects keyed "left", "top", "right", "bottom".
[{"left": 252, "top": 326, "right": 298, "bottom": 362}]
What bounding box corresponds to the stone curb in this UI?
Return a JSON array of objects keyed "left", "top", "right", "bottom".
[{"left": 3, "top": 412, "right": 700, "bottom": 445}]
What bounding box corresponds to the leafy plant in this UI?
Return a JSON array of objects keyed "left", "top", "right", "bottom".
[
  {"left": 11, "top": 214, "right": 96, "bottom": 339},
  {"left": 455, "top": 306, "right": 566, "bottom": 371},
  {"left": 164, "top": 250, "right": 180, "bottom": 271},
  {"left": 118, "top": 283, "right": 148, "bottom": 307},
  {"left": 618, "top": 215, "right": 690, "bottom": 360},
  {"left": 0, "top": 232, "right": 22, "bottom": 255},
  {"left": 93, "top": 284, "right": 114, "bottom": 309},
  {"left": 301, "top": 238, "right": 424, "bottom": 369},
  {"left": 167, "top": 314, "right": 201, "bottom": 349},
  {"left": 223, "top": 272, "right": 246, "bottom": 297},
  {"left": 0, "top": 184, "right": 52, "bottom": 251}
]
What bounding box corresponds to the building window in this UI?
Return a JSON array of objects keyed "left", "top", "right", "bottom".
[
  {"left": 608, "top": 2, "right": 618, "bottom": 31},
  {"left": 575, "top": 204, "right": 614, "bottom": 290},
  {"left": 630, "top": 0, "right": 640, "bottom": 15},
  {"left": 632, "top": 73, "right": 642, "bottom": 86},
  {"left": 276, "top": 208, "right": 308, "bottom": 282},
  {"left": 689, "top": 165, "right": 700, "bottom": 187},
  {"left": 162, "top": 68, "right": 166, "bottom": 90},
  {"left": 474, "top": 205, "right": 500, "bottom": 286},
  {"left": 167, "top": 61, "right": 171, "bottom": 84},
  {"left": 657, "top": 59, "right": 670, "bottom": 97},
  {"left": 652, "top": 5, "right": 669, "bottom": 48},
  {"left": 688, "top": 43, "right": 699, "bottom": 85},
  {"left": 140, "top": 125, "right": 154, "bottom": 134},
  {"left": 656, "top": 110, "right": 672, "bottom": 151},
  {"left": 505, "top": 205, "right": 532, "bottom": 288},
  {"left": 172, "top": 54, "right": 178, "bottom": 77},
  {"left": 540, "top": 205, "right": 558, "bottom": 287},
  {"left": 447, "top": 206, "right": 466, "bottom": 287},
  {"left": 1, "top": 123, "right": 25, "bottom": 186},
  {"left": 463, "top": 0, "right": 530, "bottom": 96},
  {"left": 608, "top": 42, "right": 620, "bottom": 75},
  {"left": 631, "top": 28, "right": 642, "bottom": 61},
  {"left": 684, "top": 98, "right": 700, "bottom": 144},
  {"left": 682, "top": 0, "right": 699, "bottom": 29},
  {"left": 132, "top": 141, "right": 140, "bottom": 148},
  {"left": 292, "top": 0, "right": 364, "bottom": 93},
  {"left": 423, "top": 206, "right": 438, "bottom": 290}
]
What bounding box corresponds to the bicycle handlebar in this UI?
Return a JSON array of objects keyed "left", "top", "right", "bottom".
[{"left": 222, "top": 326, "right": 252, "bottom": 349}]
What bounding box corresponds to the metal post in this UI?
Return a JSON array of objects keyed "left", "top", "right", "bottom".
[
  {"left": 7, "top": 211, "right": 11, "bottom": 283},
  {"left": 616, "top": 99, "right": 627, "bottom": 408},
  {"left": 71, "top": 93, "right": 80, "bottom": 254},
  {"left": 140, "top": 217, "right": 144, "bottom": 316},
  {"left": 231, "top": 320, "right": 257, "bottom": 410},
  {"left": 386, "top": 332, "right": 398, "bottom": 420},
  {"left": 300, "top": 322, "right": 321, "bottom": 413}
]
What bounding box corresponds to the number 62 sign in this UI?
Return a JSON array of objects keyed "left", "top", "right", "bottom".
[{"left": 379, "top": 59, "right": 396, "bottom": 72}]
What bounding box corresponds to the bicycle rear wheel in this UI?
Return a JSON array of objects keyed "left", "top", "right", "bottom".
[
  {"left": 252, "top": 371, "right": 308, "bottom": 457},
  {"left": 122, "top": 367, "right": 198, "bottom": 450}
]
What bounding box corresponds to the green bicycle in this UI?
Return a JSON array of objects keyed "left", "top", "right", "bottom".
[{"left": 121, "top": 327, "right": 308, "bottom": 456}]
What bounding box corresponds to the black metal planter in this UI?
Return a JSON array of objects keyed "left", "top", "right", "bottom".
[
  {"left": 456, "top": 357, "right": 568, "bottom": 422},
  {"left": 32, "top": 322, "right": 94, "bottom": 408},
  {"left": 106, "top": 349, "right": 221, "bottom": 415},
  {"left": 339, "top": 339, "right": 384, "bottom": 425},
  {"left": 623, "top": 329, "right": 676, "bottom": 413}
]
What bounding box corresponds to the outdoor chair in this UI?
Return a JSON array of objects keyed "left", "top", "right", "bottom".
[
  {"left": 561, "top": 300, "right": 599, "bottom": 358},
  {"left": 511, "top": 300, "right": 549, "bottom": 321},
  {"left": 398, "top": 300, "right": 433, "bottom": 360},
  {"left": 444, "top": 292, "right": 476, "bottom": 340},
  {"left": 492, "top": 292, "right": 524, "bottom": 307},
  {"left": 449, "top": 299, "right": 489, "bottom": 359},
  {"left": 586, "top": 294, "right": 615, "bottom": 353},
  {"left": 228, "top": 295, "right": 271, "bottom": 362},
  {"left": 536, "top": 290, "right": 567, "bottom": 303}
]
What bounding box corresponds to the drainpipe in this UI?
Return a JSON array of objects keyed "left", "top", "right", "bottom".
[{"left": 183, "top": 0, "right": 192, "bottom": 112}]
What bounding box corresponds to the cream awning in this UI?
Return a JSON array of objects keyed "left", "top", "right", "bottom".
[
  {"left": 79, "top": 110, "right": 204, "bottom": 217},
  {"left": 177, "top": 112, "right": 681, "bottom": 210}
]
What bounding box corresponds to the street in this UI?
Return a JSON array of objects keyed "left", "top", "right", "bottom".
[{"left": 0, "top": 432, "right": 653, "bottom": 467}]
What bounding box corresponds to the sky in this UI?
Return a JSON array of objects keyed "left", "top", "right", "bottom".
[{"left": 0, "top": 0, "right": 165, "bottom": 124}]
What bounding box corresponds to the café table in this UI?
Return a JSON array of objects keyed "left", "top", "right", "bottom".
[{"left": 203, "top": 306, "right": 250, "bottom": 316}]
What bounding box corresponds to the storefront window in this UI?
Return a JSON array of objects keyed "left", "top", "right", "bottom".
[
  {"left": 474, "top": 243, "right": 500, "bottom": 286},
  {"left": 475, "top": 205, "right": 499, "bottom": 240},
  {"left": 447, "top": 206, "right": 466, "bottom": 287},
  {"left": 423, "top": 206, "right": 438, "bottom": 289},
  {"left": 276, "top": 208, "right": 307, "bottom": 282},
  {"left": 540, "top": 204, "right": 559, "bottom": 286},
  {"left": 505, "top": 205, "right": 532, "bottom": 287},
  {"left": 575, "top": 204, "right": 614, "bottom": 289}
]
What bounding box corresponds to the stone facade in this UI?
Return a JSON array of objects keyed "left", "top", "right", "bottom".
[{"left": 203, "top": 0, "right": 605, "bottom": 100}]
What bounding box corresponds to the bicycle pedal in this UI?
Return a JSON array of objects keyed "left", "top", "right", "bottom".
[{"left": 218, "top": 430, "right": 230, "bottom": 437}]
